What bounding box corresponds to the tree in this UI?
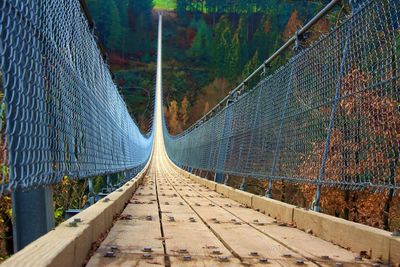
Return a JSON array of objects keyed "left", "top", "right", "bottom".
[
  {"left": 167, "top": 100, "right": 182, "bottom": 134},
  {"left": 180, "top": 96, "right": 190, "bottom": 128},
  {"left": 242, "top": 50, "right": 260, "bottom": 78},
  {"left": 188, "top": 18, "right": 213, "bottom": 61},
  {"left": 107, "top": 2, "right": 123, "bottom": 52},
  {"left": 212, "top": 15, "right": 232, "bottom": 77}
]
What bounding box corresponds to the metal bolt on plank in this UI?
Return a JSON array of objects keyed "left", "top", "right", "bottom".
[
  {"left": 143, "top": 253, "right": 152, "bottom": 259},
  {"left": 104, "top": 251, "right": 115, "bottom": 257},
  {"left": 183, "top": 255, "right": 192, "bottom": 261},
  {"left": 69, "top": 221, "right": 78, "bottom": 227},
  {"left": 143, "top": 247, "right": 153, "bottom": 252},
  {"left": 219, "top": 255, "right": 229, "bottom": 262},
  {"left": 391, "top": 231, "right": 400, "bottom": 237}
]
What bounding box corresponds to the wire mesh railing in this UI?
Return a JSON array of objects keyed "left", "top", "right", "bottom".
[
  {"left": 0, "top": 0, "right": 153, "bottom": 193},
  {"left": 164, "top": 0, "right": 400, "bottom": 206}
]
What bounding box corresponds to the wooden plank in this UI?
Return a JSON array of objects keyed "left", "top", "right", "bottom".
[
  {"left": 87, "top": 176, "right": 165, "bottom": 267},
  {"left": 157, "top": 169, "right": 242, "bottom": 266},
  {"left": 174, "top": 172, "right": 375, "bottom": 267},
  {"left": 159, "top": 170, "right": 313, "bottom": 267}
]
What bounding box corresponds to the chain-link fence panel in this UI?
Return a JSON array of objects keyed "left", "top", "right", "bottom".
[
  {"left": 0, "top": 0, "right": 153, "bottom": 192},
  {"left": 165, "top": 0, "right": 400, "bottom": 192}
]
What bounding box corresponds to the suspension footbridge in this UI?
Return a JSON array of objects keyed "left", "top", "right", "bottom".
[{"left": 0, "top": 0, "right": 399, "bottom": 266}]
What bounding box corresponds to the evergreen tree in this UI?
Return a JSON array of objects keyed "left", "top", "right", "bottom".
[
  {"left": 212, "top": 16, "right": 232, "bottom": 77},
  {"left": 188, "top": 18, "right": 213, "bottom": 61},
  {"left": 242, "top": 50, "right": 260, "bottom": 78}
]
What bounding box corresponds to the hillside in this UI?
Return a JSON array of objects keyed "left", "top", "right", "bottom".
[{"left": 86, "top": 0, "right": 344, "bottom": 133}]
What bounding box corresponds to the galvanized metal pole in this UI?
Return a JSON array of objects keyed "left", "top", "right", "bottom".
[
  {"left": 223, "top": 174, "right": 230, "bottom": 185},
  {"left": 239, "top": 177, "right": 247, "bottom": 191},
  {"left": 88, "top": 177, "right": 95, "bottom": 205},
  {"left": 214, "top": 96, "right": 235, "bottom": 183},
  {"left": 313, "top": 3, "right": 355, "bottom": 212},
  {"left": 12, "top": 187, "right": 54, "bottom": 252},
  {"left": 266, "top": 63, "right": 295, "bottom": 198}
]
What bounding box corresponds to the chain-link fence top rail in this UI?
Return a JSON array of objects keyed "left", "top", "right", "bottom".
[
  {"left": 165, "top": 0, "right": 400, "bottom": 191},
  {"left": 0, "top": 0, "right": 153, "bottom": 192}
]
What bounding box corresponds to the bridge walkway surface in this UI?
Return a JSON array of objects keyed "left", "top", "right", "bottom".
[{"left": 87, "top": 150, "right": 372, "bottom": 267}]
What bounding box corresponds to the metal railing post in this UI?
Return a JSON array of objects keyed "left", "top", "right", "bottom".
[
  {"left": 12, "top": 187, "right": 54, "bottom": 252},
  {"left": 265, "top": 63, "right": 296, "bottom": 198},
  {"left": 244, "top": 81, "right": 263, "bottom": 182},
  {"left": 265, "top": 31, "right": 305, "bottom": 199},
  {"left": 106, "top": 174, "right": 112, "bottom": 191},
  {"left": 223, "top": 174, "right": 229, "bottom": 185},
  {"left": 88, "top": 177, "right": 95, "bottom": 205},
  {"left": 214, "top": 93, "right": 236, "bottom": 183},
  {"left": 312, "top": 3, "right": 355, "bottom": 212},
  {"left": 239, "top": 177, "right": 247, "bottom": 191}
]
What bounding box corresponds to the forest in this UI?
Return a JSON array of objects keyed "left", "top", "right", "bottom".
[{"left": 86, "top": 0, "right": 338, "bottom": 133}]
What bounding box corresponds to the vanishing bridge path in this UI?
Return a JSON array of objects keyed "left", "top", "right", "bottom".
[
  {"left": 1, "top": 0, "right": 399, "bottom": 266},
  {"left": 86, "top": 15, "right": 374, "bottom": 267}
]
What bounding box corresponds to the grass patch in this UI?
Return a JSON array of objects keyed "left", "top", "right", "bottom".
[{"left": 153, "top": 0, "right": 176, "bottom": 10}]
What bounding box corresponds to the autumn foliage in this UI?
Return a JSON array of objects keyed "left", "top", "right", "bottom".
[{"left": 296, "top": 68, "right": 400, "bottom": 230}]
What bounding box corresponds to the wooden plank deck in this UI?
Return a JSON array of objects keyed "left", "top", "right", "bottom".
[{"left": 87, "top": 153, "right": 374, "bottom": 267}]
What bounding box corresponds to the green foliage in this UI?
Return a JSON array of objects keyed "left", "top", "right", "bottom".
[
  {"left": 53, "top": 176, "right": 88, "bottom": 225},
  {"left": 87, "top": 0, "right": 154, "bottom": 59},
  {"left": 93, "top": 176, "right": 105, "bottom": 193},
  {"left": 54, "top": 207, "right": 63, "bottom": 221},
  {"left": 154, "top": 0, "right": 176, "bottom": 10},
  {"left": 242, "top": 50, "right": 260, "bottom": 78},
  {"left": 187, "top": 18, "right": 212, "bottom": 61},
  {"left": 212, "top": 16, "right": 232, "bottom": 77},
  {"left": 87, "top": 0, "right": 337, "bottom": 132}
]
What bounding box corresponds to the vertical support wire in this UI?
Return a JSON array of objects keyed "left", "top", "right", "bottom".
[
  {"left": 313, "top": 3, "right": 356, "bottom": 212},
  {"left": 266, "top": 63, "right": 295, "bottom": 198}
]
